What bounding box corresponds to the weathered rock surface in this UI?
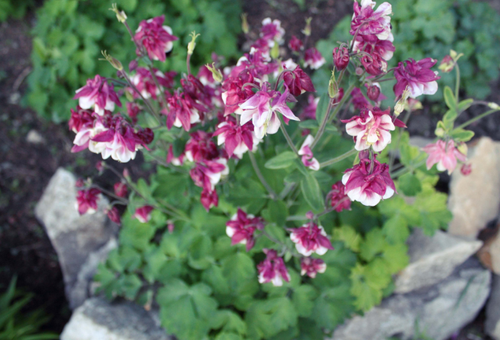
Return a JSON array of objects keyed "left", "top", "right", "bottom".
[
  {"left": 60, "top": 297, "right": 172, "bottom": 340},
  {"left": 331, "top": 259, "right": 491, "bottom": 340},
  {"left": 448, "top": 137, "right": 500, "bottom": 238},
  {"left": 394, "top": 229, "right": 482, "bottom": 293},
  {"left": 486, "top": 274, "right": 500, "bottom": 340},
  {"left": 35, "top": 168, "right": 117, "bottom": 309}
]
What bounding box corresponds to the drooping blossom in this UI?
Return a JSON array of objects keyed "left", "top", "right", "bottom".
[
  {"left": 353, "top": 35, "right": 395, "bottom": 62},
  {"left": 304, "top": 48, "right": 325, "bottom": 69},
  {"left": 333, "top": 46, "right": 350, "bottom": 70},
  {"left": 351, "top": 87, "right": 372, "bottom": 110},
  {"left": 134, "top": 15, "right": 178, "bottom": 61},
  {"left": 360, "top": 52, "right": 387, "bottom": 76},
  {"left": 238, "top": 84, "right": 299, "bottom": 139},
  {"left": 129, "top": 67, "right": 176, "bottom": 99},
  {"left": 422, "top": 140, "right": 467, "bottom": 175},
  {"left": 200, "top": 188, "right": 219, "bottom": 211},
  {"left": 74, "top": 75, "right": 121, "bottom": 115},
  {"left": 298, "top": 135, "right": 320, "bottom": 171},
  {"left": 290, "top": 222, "right": 333, "bottom": 256},
  {"left": 289, "top": 35, "right": 303, "bottom": 52},
  {"left": 260, "top": 18, "right": 285, "bottom": 45},
  {"left": 350, "top": 0, "right": 393, "bottom": 41},
  {"left": 133, "top": 205, "right": 154, "bottom": 223},
  {"left": 257, "top": 249, "right": 290, "bottom": 286},
  {"left": 184, "top": 131, "right": 219, "bottom": 163},
  {"left": 69, "top": 107, "right": 94, "bottom": 133},
  {"left": 343, "top": 107, "right": 396, "bottom": 152},
  {"left": 76, "top": 188, "right": 100, "bottom": 215},
  {"left": 214, "top": 118, "right": 260, "bottom": 158},
  {"left": 394, "top": 58, "right": 440, "bottom": 100},
  {"left": 300, "top": 257, "right": 327, "bottom": 278},
  {"left": 301, "top": 95, "right": 319, "bottom": 120},
  {"left": 126, "top": 102, "right": 140, "bottom": 124},
  {"left": 189, "top": 159, "right": 229, "bottom": 191},
  {"left": 197, "top": 64, "right": 215, "bottom": 86},
  {"left": 226, "top": 208, "right": 264, "bottom": 251},
  {"left": 164, "top": 92, "right": 201, "bottom": 131},
  {"left": 328, "top": 181, "right": 351, "bottom": 212},
  {"left": 342, "top": 152, "right": 395, "bottom": 206},
  {"left": 283, "top": 65, "right": 315, "bottom": 97},
  {"left": 366, "top": 84, "right": 381, "bottom": 101},
  {"left": 439, "top": 55, "right": 455, "bottom": 73},
  {"left": 106, "top": 207, "right": 121, "bottom": 225},
  {"left": 114, "top": 182, "right": 128, "bottom": 198}
]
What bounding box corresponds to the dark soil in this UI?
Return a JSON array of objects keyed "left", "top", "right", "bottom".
[{"left": 1, "top": 0, "right": 499, "bottom": 337}]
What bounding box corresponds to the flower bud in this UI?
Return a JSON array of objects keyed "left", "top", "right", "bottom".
[
  {"left": 394, "top": 87, "right": 410, "bottom": 116},
  {"left": 332, "top": 46, "right": 349, "bottom": 71},
  {"left": 110, "top": 4, "right": 127, "bottom": 23},
  {"left": 187, "top": 31, "right": 200, "bottom": 55},
  {"left": 270, "top": 43, "right": 280, "bottom": 59},
  {"left": 460, "top": 163, "right": 472, "bottom": 176},
  {"left": 205, "top": 62, "right": 223, "bottom": 83},
  {"left": 168, "top": 222, "right": 175, "bottom": 233},
  {"left": 101, "top": 50, "right": 123, "bottom": 71},
  {"left": 75, "top": 179, "right": 85, "bottom": 187},
  {"left": 305, "top": 211, "right": 314, "bottom": 219},
  {"left": 129, "top": 60, "right": 138, "bottom": 72},
  {"left": 488, "top": 102, "right": 500, "bottom": 110},
  {"left": 328, "top": 71, "right": 338, "bottom": 99},
  {"left": 438, "top": 55, "right": 454, "bottom": 73},
  {"left": 367, "top": 85, "right": 380, "bottom": 101},
  {"left": 302, "top": 17, "right": 312, "bottom": 37},
  {"left": 355, "top": 67, "right": 364, "bottom": 76},
  {"left": 457, "top": 141, "right": 468, "bottom": 157},
  {"left": 107, "top": 207, "right": 121, "bottom": 225},
  {"left": 123, "top": 168, "right": 131, "bottom": 180},
  {"left": 241, "top": 13, "right": 249, "bottom": 34}
]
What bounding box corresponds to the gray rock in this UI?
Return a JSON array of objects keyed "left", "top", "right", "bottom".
[
  {"left": 60, "top": 297, "right": 172, "bottom": 340},
  {"left": 26, "top": 129, "right": 45, "bottom": 144},
  {"left": 448, "top": 137, "right": 500, "bottom": 238},
  {"left": 35, "top": 168, "right": 117, "bottom": 309},
  {"left": 394, "top": 229, "right": 482, "bottom": 293},
  {"left": 331, "top": 259, "right": 491, "bottom": 340},
  {"left": 486, "top": 274, "right": 500, "bottom": 339}
]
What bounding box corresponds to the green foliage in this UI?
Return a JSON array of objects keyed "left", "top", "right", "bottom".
[
  {"left": 0, "top": 0, "right": 33, "bottom": 22},
  {"left": 28, "top": 0, "right": 242, "bottom": 122},
  {"left": 0, "top": 277, "right": 58, "bottom": 340},
  {"left": 320, "top": 0, "right": 500, "bottom": 102}
]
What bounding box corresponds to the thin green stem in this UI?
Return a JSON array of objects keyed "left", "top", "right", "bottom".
[
  {"left": 455, "top": 64, "right": 460, "bottom": 104},
  {"left": 455, "top": 109, "right": 500, "bottom": 130},
  {"left": 390, "top": 160, "right": 426, "bottom": 178},
  {"left": 278, "top": 115, "right": 300, "bottom": 156},
  {"left": 122, "top": 72, "right": 160, "bottom": 123},
  {"left": 148, "top": 65, "right": 169, "bottom": 113},
  {"left": 248, "top": 151, "right": 278, "bottom": 200},
  {"left": 319, "top": 148, "right": 357, "bottom": 168}
]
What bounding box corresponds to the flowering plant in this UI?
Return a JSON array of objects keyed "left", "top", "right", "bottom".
[{"left": 66, "top": 2, "right": 499, "bottom": 339}]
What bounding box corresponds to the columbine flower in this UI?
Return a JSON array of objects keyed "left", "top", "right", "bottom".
[
  {"left": 184, "top": 131, "right": 219, "bottom": 162},
  {"left": 76, "top": 188, "right": 100, "bottom": 215},
  {"left": 133, "top": 205, "right": 154, "bottom": 223},
  {"left": 343, "top": 108, "right": 396, "bottom": 152},
  {"left": 74, "top": 75, "right": 121, "bottom": 115},
  {"left": 260, "top": 18, "right": 285, "bottom": 45},
  {"left": 214, "top": 118, "right": 260, "bottom": 158},
  {"left": 106, "top": 207, "right": 121, "bottom": 225},
  {"left": 329, "top": 181, "right": 351, "bottom": 212},
  {"left": 439, "top": 55, "right": 455, "bottom": 73},
  {"left": 126, "top": 102, "right": 140, "bottom": 124},
  {"left": 342, "top": 153, "right": 395, "bottom": 206},
  {"left": 394, "top": 58, "right": 440, "bottom": 100},
  {"left": 283, "top": 65, "right": 315, "bottom": 97},
  {"left": 166, "top": 145, "right": 184, "bottom": 166},
  {"left": 350, "top": 0, "right": 392, "bottom": 41},
  {"left": 304, "top": 48, "right": 325, "bottom": 69},
  {"left": 353, "top": 35, "right": 395, "bottom": 62},
  {"left": 301, "top": 95, "right": 320, "bottom": 120},
  {"left": 226, "top": 208, "right": 264, "bottom": 251},
  {"left": 360, "top": 52, "right": 387, "bottom": 76},
  {"left": 290, "top": 222, "right": 333, "bottom": 256},
  {"left": 333, "top": 46, "right": 350, "bottom": 70},
  {"left": 300, "top": 257, "right": 327, "bottom": 278},
  {"left": 69, "top": 107, "right": 94, "bottom": 133},
  {"left": 130, "top": 67, "right": 176, "bottom": 100},
  {"left": 164, "top": 92, "right": 201, "bottom": 131},
  {"left": 422, "top": 140, "right": 467, "bottom": 175},
  {"left": 189, "top": 159, "right": 229, "bottom": 192},
  {"left": 257, "top": 249, "right": 290, "bottom": 286},
  {"left": 134, "top": 15, "right": 178, "bottom": 61},
  {"left": 367, "top": 84, "right": 381, "bottom": 101},
  {"left": 114, "top": 182, "right": 128, "bottom": 198},
  {"left": 298, "top": 135, "right": 320, "bottom": 171},
  {"left": 289, "top": 35, "right": 303, "bottom": 52},
  {"left": 200, "top": 188, "right": 218, "bottom": 211},
  {"left": 238, "top": 85, "right": 299, "bottom": 139}
]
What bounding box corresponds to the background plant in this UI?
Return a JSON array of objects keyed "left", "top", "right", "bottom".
[
  {"left": 0, "top": 0, "right": 34, "bottom": 22},
  {"left": 26, "top": 0, "right": 242, "bottom": 122}
]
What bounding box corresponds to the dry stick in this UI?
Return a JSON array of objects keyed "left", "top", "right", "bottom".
[{"left": 248, "top": 151, "right": 278, "bottom": 200}]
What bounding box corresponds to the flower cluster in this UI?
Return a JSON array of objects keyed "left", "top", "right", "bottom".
[{"left": 226, "top": 209, "right": 264, "bottom": 251}]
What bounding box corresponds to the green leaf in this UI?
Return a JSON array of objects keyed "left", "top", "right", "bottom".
[
  {"left": 333, "top": 225, "right": 361, "bottom": 252},
  {"left": 382, "top": 244, "right": 409, "bottom": 274},
  {"left": 449, "top": 128, "right": 475, "bottom": 142},
  {"left": 398, "top": 172, "right": 422, "bottom": 196},
  {"left": 246, "top": 298, "right": 298, "bottom": 339},
  {"left": 119, "top": 274, "right": 142, "bottom": 300},
  {"left": 221, "top": 253, "right": 258, "bottom": 295},
  {"left": 188, "top": 233, "right": 214, "bottom": 270},
  {"left": 265, "top": 151, "right": 297, "bottom": 169},
  {"left": 292, "top": 285, "right": 317, "bottom": 317},
  {"left": 359, "top": 228, "right": 387, "bottom": 262},
  {"left": 315, "top": 93, "right": 330, "bottom": 125},
  {"left": 443, "top": 109, "right": 457, "bottom": 125},
  {"left": 444, "top": 86, "right": 456, "bottom": 110},
  {"left": 414, "top": 185, "right": 452, "bottom": 235},
  {"left": 382, "top": 215, "right": 409, "bottom": 245},
  {"left": 350, "top": 264, "right": 383, "bottom": 312},
  {"left": 300, "top": 173, "right": 325, "bottom": 212},
  {"left": 311, "top": 284, "right": 354, "bottom": 330},
  {"left": 262, "top": 200, "right": 289, "bottom": 226},
  {"left": 457, "top": 98, "right": 473, "bottom": 113},
  {"left": 143, "top": 246, "right": 168, "bottom": 283},
  {"left": 298, "top": 120, "right": 319, "bottom": 129}
]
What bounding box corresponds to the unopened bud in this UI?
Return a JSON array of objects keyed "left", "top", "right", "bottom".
[
  {"left": 394, "top": 87, "right": 410, "bottom": 116},
  {"left": 435, "top": 127, "right": 445, "bottom": 137},
  {"left": 123, "top": 168, "right": 131, "bottom": 180},
  {"left": 100, "top": 50, "right": 123, "bottom": 71},
  {"left": 450, "top": 49, "right": 458, "bottom": 59},
  {"left": 129, "top": 60, "right": 138, "bottom": 72},
  {"left": 270, "top": 43, "right": 279, "bottom": 59},
  {"left": 241, "top": 13, "right": 249, "bottom": 34},
  {"left": 206, "top": 62, "right": 223, "bottom": 83},
  {"left": 355, "top": 67, "right": 364, "bottom": 76},
  {"left": 305, "top": 211, "right": 314, "bottom": 219},
  {"left": 302, "top": 17, "right": 312, "bottom": 37},
  {"left": 457, "top": 142, "right": 468, "bottom": 156},
  {"left": 488, "top": 102, "right": 500, "bottom": 110},
  {"left": 328, "top": 71, "right": 338, "bottom": 99},
  {"left": 75, "top": 179, "right": 85, "bottom": 187},
  {"left": 439, "top": 55, "right": 454, "bottom": 73},
  {"left": 125, "top": 90, "right": 134, "bottom": 102},
  {"left": 460, "top": 163, "right": 472, "bottom": 176},
  {"left": 110, "top": 4, "right": 127, "bottom": 23},
  {"left": 187, "top": 31, "right": 200, "bottom": 55},
  {"left": 168, "top": 222, "right": 175, "bottom": 233},
  {"left": 367, "top": 85, "right": 380, "bottom": 101}
]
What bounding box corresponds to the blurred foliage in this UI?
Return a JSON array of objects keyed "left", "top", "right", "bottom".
[
  {"left": 0, "top": 277, "right": 58, "bottom": 340},
  {"left": 27, "top": 0, "right": 242, "bottom": 122},
  {"left": 0, "top": 0, "right": 34, "bottom": 22},
  {"left": 317, "top": 0, "right": 500, "bottom": 103}
]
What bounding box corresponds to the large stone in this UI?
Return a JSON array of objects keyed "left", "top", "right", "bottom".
[
  {"left": 394, "top": 229, "right": 482, "bottom": 293},
  {"left": 331, "top": 258, "right": 491, "bottom": 340},
  {"left": 60, "top": 297, "right": 172, "bottom": 340},
  {"left": 486, "top": 274, "right": 500, "bottom": 339},
  {"left": 35, "top": 168, "right": 117, "bottom": 309},
  {"left": 448, "top": 137, "right": 500, "bottom": 238}
]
